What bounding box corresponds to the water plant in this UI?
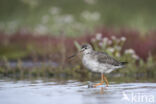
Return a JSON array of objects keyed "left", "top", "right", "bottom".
[{"left": 0, "top": 29, "right": 156, "bottom": 82}]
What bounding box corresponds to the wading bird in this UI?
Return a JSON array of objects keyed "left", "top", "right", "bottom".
[{"left": 68, "top": 44, "right": 128, "bottom": 88}]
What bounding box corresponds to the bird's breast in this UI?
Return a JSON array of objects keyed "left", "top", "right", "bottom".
[{"left": 82, "top": 55, "right": 99, "bottom": 71}]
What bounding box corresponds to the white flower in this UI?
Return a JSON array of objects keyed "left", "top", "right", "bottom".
[
  {"left": 54, "top": 14, "right": 74, "bottom": 24},
  {"left": 132, "top": 54, "right": 139, "bottom": 60},
  {"left": 81, "top": 11, "right": 90, "bottom": 19},
  {"left": 91, "top": 12, "right": 100, "bottom": 21},
  {"left": 34, "top": 24, "right": 47, "bottom": 34},
  {"left": 102, "top": 37, "right": 108, "bottom": 46},
  {"left": 96, "top": 33, "right": 102, "bottom": 40},
  {"left": 99, "top": 42, "right": 103, "bottom": 47},
  {"left": 124, "top": 48, "right": 139, "bottom": 60},
  {"left": 108, "top": 40, "right": 112, "bottom": 45},
  {"left": 63, "top": 15, "right": 74, "bottom": 23},
  {"left": 107, "top": 48, "right": 115, "bottom": 53},
  {"left": 115, "top": 46, "right": 121, "bottom": 51},
  {"left": 102, "top": 37, "right": 108, "bottom": 42},
  {"left": 121, "top": 36, "right": 126, "bottom": 42},
  {"left": 111, "top": 36, "right": 116, "bottom": 40},
  {"left": 124, "top": 49, "right": 135, "bottom": 54},
  {"left": 81, "top": 11, "right": 100, "bottom": 21},
  {"left": 50, "top": 7, "right": 61, "bottom": 15}
]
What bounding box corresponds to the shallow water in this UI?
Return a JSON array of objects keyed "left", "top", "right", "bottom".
[{"left": 0, "top": 79, "right": 156, "bottom": 104}]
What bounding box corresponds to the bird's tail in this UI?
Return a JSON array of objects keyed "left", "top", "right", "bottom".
[{"left": 121, "top": 62, "right": 128, "bottom": 65}]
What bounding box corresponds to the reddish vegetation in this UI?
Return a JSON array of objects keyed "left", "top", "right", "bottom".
[
  {"left": 0, "top": 28, "right": 156, "bottom": 61},
  {"left": 96, "top": 28, "right": 156, "bottom": 59}
]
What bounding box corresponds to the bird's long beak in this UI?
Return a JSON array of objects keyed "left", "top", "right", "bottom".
[
  {"left": 79, "top": 49, "right": 84, "bottom": 53},
  {"left": 68, "top": 49, "right": 84, "bottom": 59}
]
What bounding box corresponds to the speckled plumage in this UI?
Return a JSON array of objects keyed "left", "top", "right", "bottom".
[{"left": 81, "top": 44, "right": 127, "bottom": 73}]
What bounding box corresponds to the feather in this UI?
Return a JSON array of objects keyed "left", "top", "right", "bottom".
[{"left": 95, "top": 52, "right": 121, "bottom": 66}]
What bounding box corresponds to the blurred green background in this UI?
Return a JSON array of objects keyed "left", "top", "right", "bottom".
[{"left": 0, "top": 0, "right": 156, "bottom": 36}]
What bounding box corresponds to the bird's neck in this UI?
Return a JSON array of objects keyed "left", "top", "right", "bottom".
[{"left": 83, "top": 50, "right": 93, "bottom": 56}]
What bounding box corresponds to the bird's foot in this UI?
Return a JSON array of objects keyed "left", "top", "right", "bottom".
[
  {"left": 88, "top": 83, "right": 108, "bottom": 88},
  {"left": 88, "top": 83, "right": 103, "bottom": 88},
  {"left": 93, "top": 83, "right": 103, "bottom": 88},
  {"left": 93, "top": 83, "right": 109, "bottom": 88},
  {"left": 106, "top": 84, "right": 109, "bottom": 87}
]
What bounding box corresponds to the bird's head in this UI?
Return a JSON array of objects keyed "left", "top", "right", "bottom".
[
  {"left": 68, "top": 44, "right": 93, "bottom": 59},
  {"left": 80, "top": 44, "right": 93, "bottom": 54}
]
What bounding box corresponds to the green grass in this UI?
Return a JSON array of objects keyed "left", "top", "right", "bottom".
[
  {"left": 0, "top": 36, "right": 156, "bottom": 82},
  {"left": 0, "top": 45, "right": 29, "bottom": 59}
]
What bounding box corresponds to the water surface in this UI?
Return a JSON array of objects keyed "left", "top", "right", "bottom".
[{"left": 0, "top": 79, "right": 155, "bottom": 104}]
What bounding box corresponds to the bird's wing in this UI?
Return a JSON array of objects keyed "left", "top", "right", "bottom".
[{"left": 96, "top": 52, "right": 121, "bottom": 66}]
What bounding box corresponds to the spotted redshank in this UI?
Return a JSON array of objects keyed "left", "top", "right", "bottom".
[{"left": 69, "top": 44, "right": 128, "bottom": 88}]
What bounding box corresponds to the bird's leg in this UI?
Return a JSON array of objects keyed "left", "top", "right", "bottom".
[
  {"left": 93, "top": 73, "right": 104, "bottom": 88},
  {"left": 101, "top": 73, "right": 104, "bottom": 84},
  {"left": 103, "top": 74, "right": 109, "bottom": 87}
]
